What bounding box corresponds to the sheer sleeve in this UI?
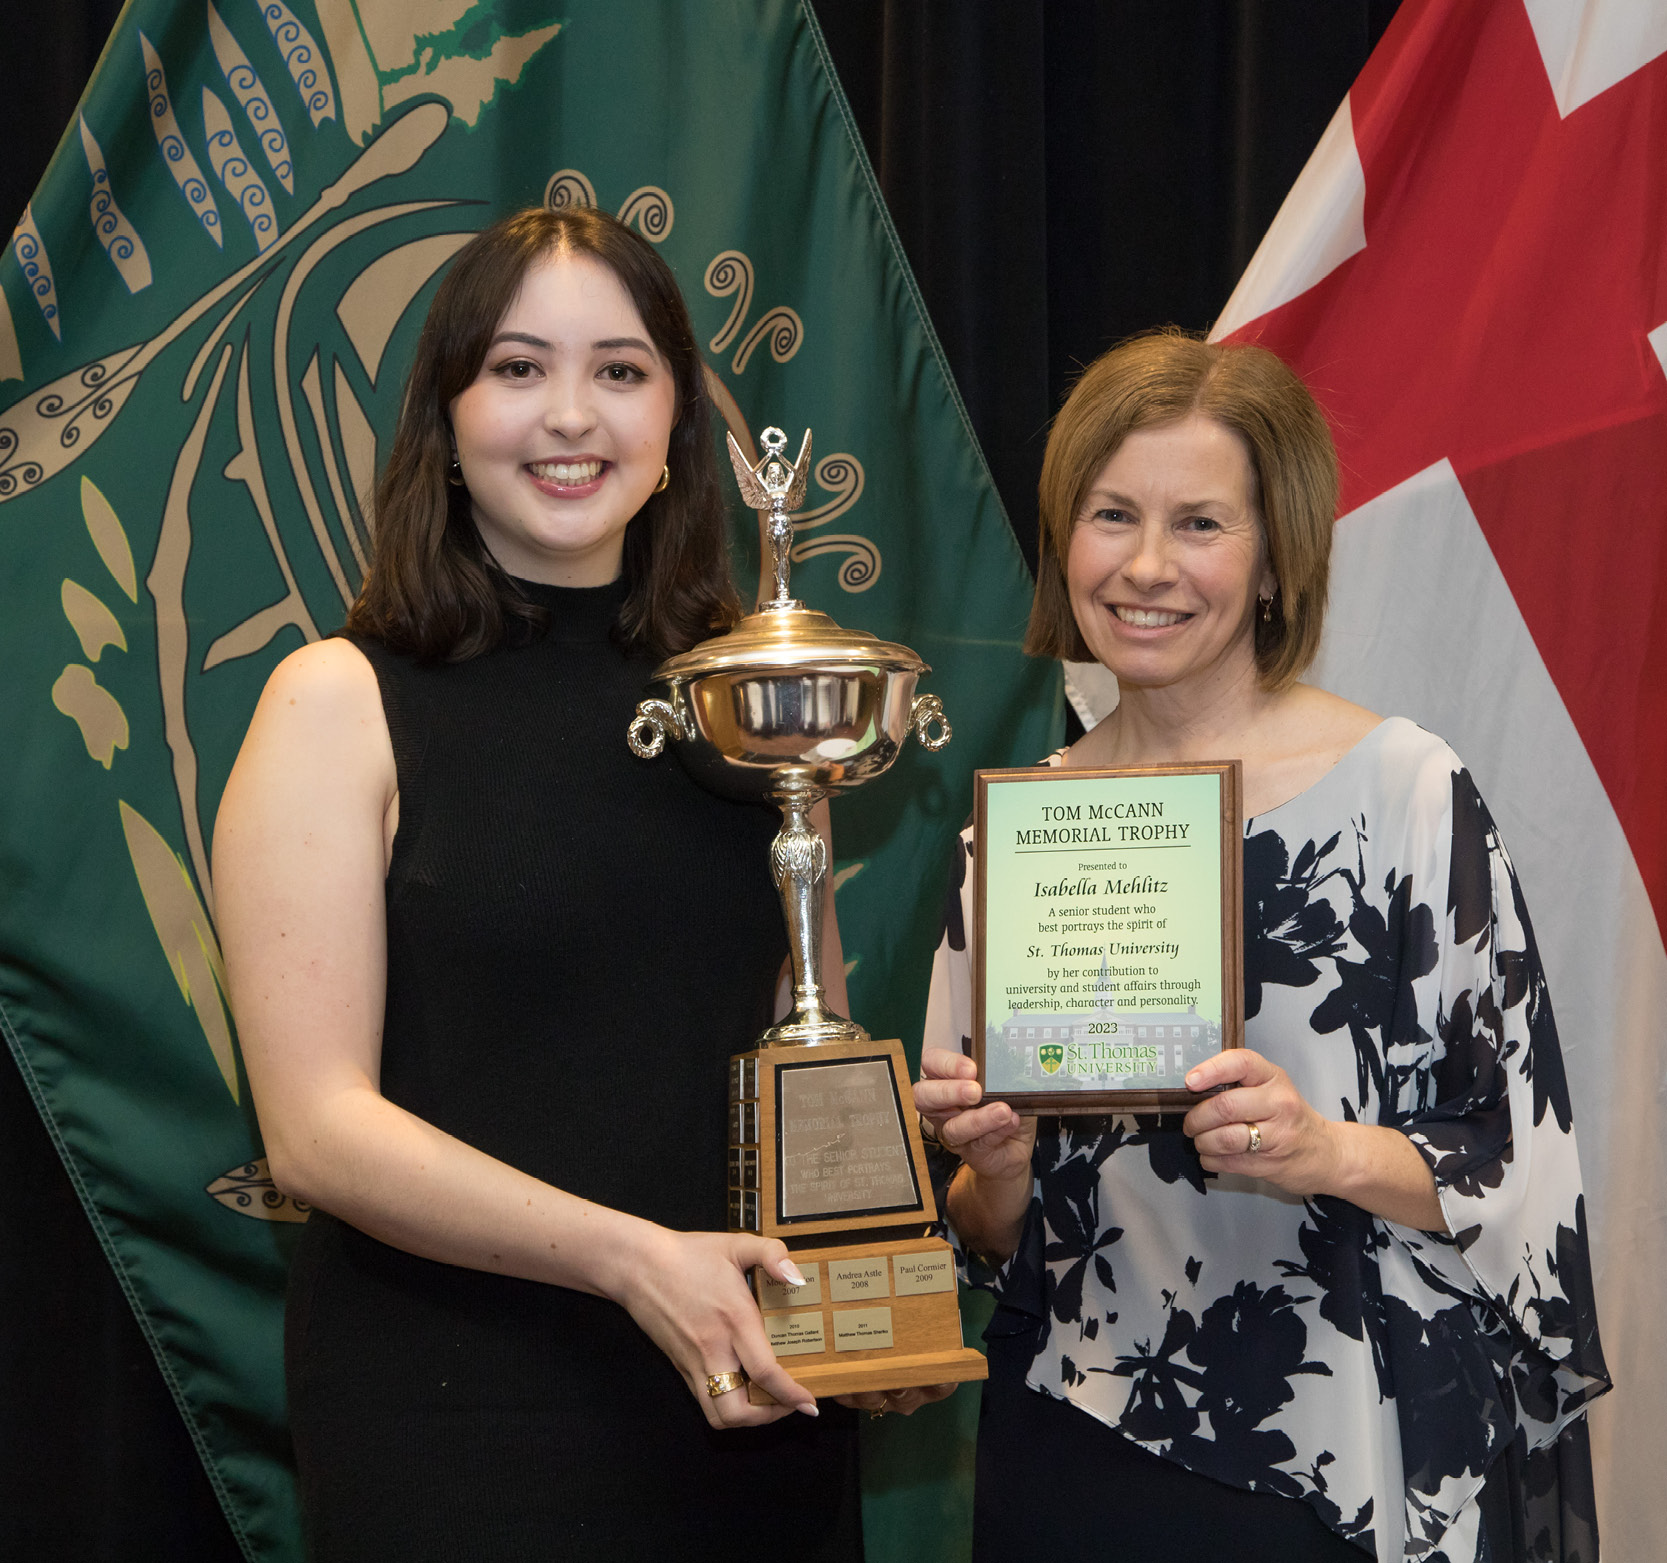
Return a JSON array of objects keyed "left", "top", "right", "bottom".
[{"left": 1362, "top": 763, "right": 1610, "bottom": 1559}]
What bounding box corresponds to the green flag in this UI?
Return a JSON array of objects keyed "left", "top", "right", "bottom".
[{"left": 0, "top": 3, "right": 1060, "bottom": 1556}]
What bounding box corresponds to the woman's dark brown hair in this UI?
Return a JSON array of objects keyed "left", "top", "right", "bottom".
[
  {"left": 1025, "top": 329, "right": 1338, "bottom": 690},
  {"left": 345, "top": 206, "right": 738, "bottom": 660}
]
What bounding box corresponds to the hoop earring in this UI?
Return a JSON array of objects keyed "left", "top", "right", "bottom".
[
  {"left": 447, "top": 456, "right": 465, "bottom": 487},
  {"left": 653, "top": 465, "right": 670, "bottom": 494}
]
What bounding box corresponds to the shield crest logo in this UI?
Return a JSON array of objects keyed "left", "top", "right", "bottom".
[{"left": 1039, "top": 1044, "right": 1064, "bottom": 1075}]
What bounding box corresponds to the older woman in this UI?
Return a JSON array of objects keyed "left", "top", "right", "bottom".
[{"left": 916, "top": 333, "right": 1608, "bottom": 1562}]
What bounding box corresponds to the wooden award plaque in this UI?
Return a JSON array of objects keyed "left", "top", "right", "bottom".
[
  {"left": 727, "top": 1037, "right": 988, "bottom": 1402},
  {"left": 973, "top": 760, "right": 1244, "bottom": 1112}
]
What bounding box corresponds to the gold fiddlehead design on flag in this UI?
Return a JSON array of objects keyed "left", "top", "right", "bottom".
[
  {"left": 791, "top": 534, "right": 880, "bottom": 592},
  {"left": 704, "top": 250, "right": 754, "bottom": 354},
  {"left": 793, "top": 454, "right": 865, "bottom": 529},
  {"left": 694, "top": 241, "right": 803, "bottom": 374},
  {"left": 617, "top": 186, "right": 674, "bottom": 242},
  {"left": 699, "top": 346, "right": 879, "bottom": 597},
  {"left": 731, "top": 305, "right": 803, "bottom": 374},
  {"left": 543, "top": 168, "right": 598, "bottom": 210},
  {"left": 788, "top": 457, "right": 876, "bottom": 589},
  {"left": 542, "top": 171, "right": 674, "bottom": 244}
]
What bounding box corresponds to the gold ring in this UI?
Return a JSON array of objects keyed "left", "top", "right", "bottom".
[
  {"left": 705, "top": 1370, "right": 747, "bottom": 1397},
  {"left": 1246, "top": 1122, "right": 1263, "bottom": 1154}
]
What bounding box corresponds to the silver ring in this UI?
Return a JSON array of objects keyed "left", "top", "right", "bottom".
[{"left": 1246, "top": 1122, "right": 1263, "bottom": 1154}]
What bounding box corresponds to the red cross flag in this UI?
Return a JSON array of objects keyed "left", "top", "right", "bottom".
[{"left": 1211, "top": 1, "right": 1666, "bottom": 1553}]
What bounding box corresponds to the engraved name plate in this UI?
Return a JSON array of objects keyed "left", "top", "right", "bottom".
[
  {"left": 733, "top": 1056, "right": 757, "bottom": 1100},
  {"left": 766, "top": 1311, "right": 828, "bottom": 1357},
  {"left": 893, "top": 1250, "right": 955, "bottom": 1296},
  {"left": 758, "top": 1263, "right": 823, "bottom": 1310},
  {"left": 832, "top": 1307, "right": 895, "bottom": 1352},
  {"left": 776, "top": 1057, "right": 922, "bottom": 1222},
  {"left": 828, "top": 1257, "right": 889, "bottom": 1302},
  {"left": 728, "top": 1146, "right": 760, "bottom": 1190},
  {"left": 973, "top": 761, "right": 1244, "bottom": 1112}
]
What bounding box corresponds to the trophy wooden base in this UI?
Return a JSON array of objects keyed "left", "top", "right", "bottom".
[
  {"left": 746, "top": 1234, "right": 987, "bottom": 1405},
  {"left": 729, "top": 1037, "right": 986, "bottom": 1400}
]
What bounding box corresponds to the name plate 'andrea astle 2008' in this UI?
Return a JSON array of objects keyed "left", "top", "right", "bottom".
[{"left": 973, "top": 761, "right": 1244, "bottom": 1113}]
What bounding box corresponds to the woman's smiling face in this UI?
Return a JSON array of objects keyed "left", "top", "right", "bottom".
[
  {"left": 1066, "top": 414, "right": 1274, "bottom": 696},
  {"left": 448, "top": 249, "right": 678, "bottom": 586}
]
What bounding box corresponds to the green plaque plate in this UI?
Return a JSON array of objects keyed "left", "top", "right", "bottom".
[{"left": 973, "top": 762, "right": 1244, "bottom": 1112}]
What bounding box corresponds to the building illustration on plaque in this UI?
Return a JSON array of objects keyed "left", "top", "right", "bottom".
[{"left": 987, "top": 954, "right": 1221, "bottom": 1086}]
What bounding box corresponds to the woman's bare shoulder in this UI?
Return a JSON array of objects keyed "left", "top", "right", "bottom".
[
  {"left": 259, "top": 635, "right": 380, "bottom": 712},
  {"left": 1240, "top": 685, "right": 1384, "bottom": 816},
  {"left": 228, "top": 637, "right": 393, "bottom": 807},
  {"left": 1282, "top": 683, "right": 1382, "bottom": 754}
]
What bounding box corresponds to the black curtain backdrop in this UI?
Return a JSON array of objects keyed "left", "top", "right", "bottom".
[
  {"left": 815, "top": 0, "right": 1400, "bottom": 568},
  {"left": 0, "top": 3, "right": 1395, "bottom": 1555}
]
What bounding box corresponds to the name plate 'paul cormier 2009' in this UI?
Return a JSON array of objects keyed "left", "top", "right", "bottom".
[{"left": 972, "top": 761, "right": 1244, "bottom": 1113}]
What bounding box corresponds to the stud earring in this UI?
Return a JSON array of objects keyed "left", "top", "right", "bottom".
[
  {"left": 653, "top": 465, "right": 670, "bottom": 494},
  {"left": 447, "top": 455, "right": 465, "bottom": 487}
]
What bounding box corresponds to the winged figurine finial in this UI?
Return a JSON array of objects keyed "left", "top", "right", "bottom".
[{"left": 726, "top": 426, "right": 813, "bottom": 609}]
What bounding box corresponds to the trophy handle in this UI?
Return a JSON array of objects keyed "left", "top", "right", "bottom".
[
  {"left": 908, "top": 693, "right": 952, "bottom": 751},
  {"left": 626, "top": 698, "right": 689, "bottom": 759}
]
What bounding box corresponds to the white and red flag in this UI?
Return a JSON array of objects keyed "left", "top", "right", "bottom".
[{"left": 1210, "top": 0, "right": 1666, "bottom": 1552}]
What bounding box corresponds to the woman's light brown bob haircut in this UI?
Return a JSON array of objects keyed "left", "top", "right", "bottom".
[
  {"left": 345, "top": 206, "right": 739, "bottom": 662},
  {"left": 1025, "top": 329, "right": 1338, "bottom": 691}
]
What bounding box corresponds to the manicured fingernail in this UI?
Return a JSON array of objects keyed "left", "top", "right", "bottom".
[
  {"left": 780, "top": 1261, "right": 807, "bottom": 1287},
  {"left": 799, "top": 1401, "right": 819, "bottom": 1416}
]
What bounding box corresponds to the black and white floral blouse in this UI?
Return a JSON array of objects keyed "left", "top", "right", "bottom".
[{"left": 926, "top": 718, "right": 1609, "bottom": 1562}]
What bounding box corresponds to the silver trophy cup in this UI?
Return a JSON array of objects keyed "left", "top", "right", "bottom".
[{"left": 626, "top": 425, "right": 950, "bottom": 1047}]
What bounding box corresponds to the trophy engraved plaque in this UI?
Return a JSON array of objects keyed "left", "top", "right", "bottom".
[
  {"left": 628, "top": 424, "right": 988, "bottom": 1402},
  {"left": 775, "top": 1055, "right": 919, "bottom": 1220}
]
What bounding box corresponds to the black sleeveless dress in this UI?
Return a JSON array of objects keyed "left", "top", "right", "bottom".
[{"left": 284, "top": 579, "right": 862, "bottom": 1560}]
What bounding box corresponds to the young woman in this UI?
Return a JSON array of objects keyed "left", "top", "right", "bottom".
[{"left": 214, "top": 207, "right": 862, "bottom": 1559}]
